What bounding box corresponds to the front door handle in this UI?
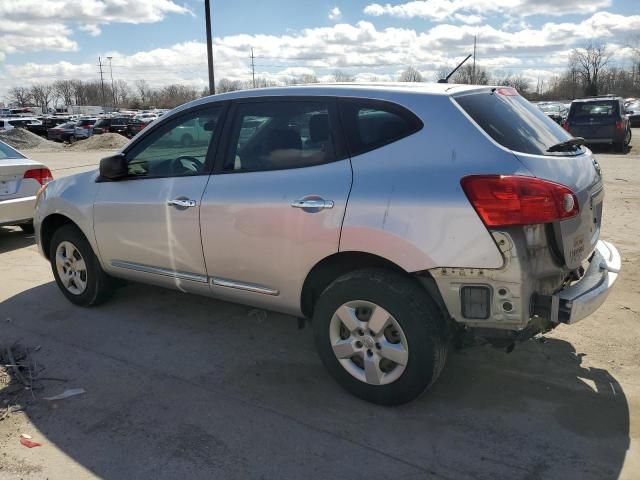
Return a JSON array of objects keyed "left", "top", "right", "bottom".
[
  {"left": 291, "top": 198, "right": 335, "bottom": 210},
  {"left": 168, "top": 198, "right": 197, "bottom": 208}
]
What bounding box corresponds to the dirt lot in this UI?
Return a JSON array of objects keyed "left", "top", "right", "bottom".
[{"left": 1, "top": 134, "right": 639, "bottom": 479}]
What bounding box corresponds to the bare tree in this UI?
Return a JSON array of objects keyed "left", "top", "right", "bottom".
[
  {"left": 8, "top": 87, "right": 32, "bottom": 107},
  {"left": 451, "top": 64, "right": 490, "bottom": 85},
  {"left": 434, "top": 68, "right": 449, "bottom": 82},
  {"left": 398, "top": 66, "right": 423, "bottom": 82},
  {"left": 135, "top": 79, "right": 151, "bottom": 107},
  {"left": 53, "top": 80, "right": 75, "bottom": 107},
  {"left": 332, "top": 69, "right": 354, "bottom": 82},
  {"left": 570, "top": 41, "right": 611, "bottom": 96},
  {"left": 30, "top": 83, "right": 54, "bottom": 112},
  {"left": 217, "top": 78, "right": 244, "bottom": 93},
  {"left": 495, "top": 74, "right": 530, "bottom": 93},
  {"left": 114, "top": 79, "right": 131, "bottom": 106}
]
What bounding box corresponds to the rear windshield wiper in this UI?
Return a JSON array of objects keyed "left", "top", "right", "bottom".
[{"left": 546, "top": 137, "right": 585, "bottom": 153}]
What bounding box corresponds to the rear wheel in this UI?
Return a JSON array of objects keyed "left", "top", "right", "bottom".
[
  {"left": 312, "top": 268, "right": 449, "bottom": 406},
  {"left": 49, "top": 224, "right": 115, "bottom": 307}
]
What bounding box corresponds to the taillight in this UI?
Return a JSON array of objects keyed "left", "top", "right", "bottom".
[
  {"left": 24, "top": 168, "right": 53, "bottom": 185},
  {"left": 461, "top": 175, "right": 579, "bottom": 227},
  {"left": 615, "top": 120, "right": 623, "bottom": 130},
  {"left": 562, "top": 121, "right": 570, "bottom": 132}
]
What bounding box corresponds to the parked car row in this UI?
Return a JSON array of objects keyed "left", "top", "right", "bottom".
[{"left": 0, "top": 108, "right": 168, "bottom": 143}]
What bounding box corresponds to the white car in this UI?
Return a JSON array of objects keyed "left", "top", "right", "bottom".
[
  {"left": 0, "top": 140, "right": 52, "bottom": 232},
  {"left": 0, "top": 117, "right": 42, "bottom": 132}
]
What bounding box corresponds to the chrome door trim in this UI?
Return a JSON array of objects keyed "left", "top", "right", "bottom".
[
  {"left": 211, "top": 276, "right": 279, "bottom": 296},
  {"left": 111, "top": 260, "right": 208, "bottom": 283}
]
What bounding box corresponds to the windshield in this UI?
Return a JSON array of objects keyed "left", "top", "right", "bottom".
[
  {"left": 539, "top": 104, "right": 560, "bottom": 113},
  {"left": 454, "top": 89, "right": 579, "bottom": 156},
  {"left": 570, "top": 101, "right": 616, "bottom": 119},
  {"left": 0, "top": 141, "right": 25, "bottom": 159}
]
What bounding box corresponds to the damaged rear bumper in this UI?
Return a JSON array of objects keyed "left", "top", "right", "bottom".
[{"left": 541, "top": 240, "right": 621, "bottom": 324}]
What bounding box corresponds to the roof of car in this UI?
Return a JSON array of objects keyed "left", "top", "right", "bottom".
[
  {"left": 171, "top": 82, "right": 493, "bottom": 117},
  {"left": 572, "top": 96, "right": 622, "bottom": 103}
]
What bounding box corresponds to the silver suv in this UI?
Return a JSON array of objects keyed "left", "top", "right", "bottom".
[{"left": 34, "top": 84, "right": 621, "bottom": 405}]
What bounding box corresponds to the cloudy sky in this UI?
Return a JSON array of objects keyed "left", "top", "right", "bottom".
[{"left": 0, "top": 0, "right": 639, "bottom": 103}]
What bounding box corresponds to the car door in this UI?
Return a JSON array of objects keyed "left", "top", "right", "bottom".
[
  {"left": 200, "top": 97, "right": 352, "bottom": 315},
  {"left": 94, "top": 104, "right": 226, "bottom": 294}
]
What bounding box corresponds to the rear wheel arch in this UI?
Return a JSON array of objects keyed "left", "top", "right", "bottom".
[{"left": 300, "top": 251, "right": 446, "bottom": 319}]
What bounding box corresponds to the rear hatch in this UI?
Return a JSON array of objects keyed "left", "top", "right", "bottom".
[
  {"left": 567, "top": 100, "right": 617, "bottom": 140},
  {"left": 453, "top": 88, "right": 603, "bottom": 269}
]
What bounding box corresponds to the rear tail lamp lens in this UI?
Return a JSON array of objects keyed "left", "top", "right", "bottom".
[
  {"left": 461, "top": 175, "right": 579, "bottom": 227},
  {"left": 615, "top": 120, "right": 623, "bottom": 130},
  {"left": 562, "top": 121, "right": 570, "bottom": 132},
  {"left": 24, "top": 168, "right": 53, "bottom": 185}
]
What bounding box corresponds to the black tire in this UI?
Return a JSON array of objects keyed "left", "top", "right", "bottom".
[
  {"left": 68, "top": 135, "right": 76, "bottom": 144},
  {"left": 49, "top": 224, "right": 115, "bottom": 307},
  {"left": 19, "top": 222, "right": 34, "bottom": 234},
  {"left": 312, "top": 268, "right": 449, "bottom": 406}
]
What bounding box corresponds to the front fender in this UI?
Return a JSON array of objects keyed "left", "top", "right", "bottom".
[{"left": 35, "top": 170, "right": 101, "bottom": 262}]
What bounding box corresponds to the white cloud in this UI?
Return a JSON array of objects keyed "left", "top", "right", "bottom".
[
  {"left": 329, "top": 7, "right": 342, "bottom": 21},
  {"left": 0, "top": 0, "right": 191, "bottom": 61},
  {"left": 3, "top": 10, "right": 640, "bottom": 101},
  {"left": 364, "top": 0, "right": 612, "bottom": 20}
]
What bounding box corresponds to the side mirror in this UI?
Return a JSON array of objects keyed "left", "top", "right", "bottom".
[{"left": 98, "top": 153, "right": 128, "bottom": 180}]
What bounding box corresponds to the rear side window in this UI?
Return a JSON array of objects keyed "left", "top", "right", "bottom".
[
  {"left": 569, "top": 101, "right": 617, "bottom": 119},
  {"left": 454, "top": 89, "right": 576, "bottom": 156},
  {"left": 339, "top": 99, "right": 422, "bottom": 157}
]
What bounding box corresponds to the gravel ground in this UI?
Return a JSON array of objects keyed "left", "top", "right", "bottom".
[
  {"left": 67, "top": 133, "right": 129, "bottom": 151},
  {"left": 0, "top": 129, "right": 63, "bottom": 151},
  {"left": 0, "top": 131, "right": 638, "bottom": 479}
]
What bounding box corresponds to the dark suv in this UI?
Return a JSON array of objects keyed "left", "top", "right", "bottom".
[
  {"left": 93, "top": 117, "right": 146, "bottom": 138},
  {"left": 564, "top": 96, "right": 631, "bottom": 152}
]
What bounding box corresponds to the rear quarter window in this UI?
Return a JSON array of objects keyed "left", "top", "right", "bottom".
[
  {"left": 454, "top": 90, "right": 575, "bottom": 156},
  {"left": 339, "top": 99, "right": 422, "bottom": 157}
]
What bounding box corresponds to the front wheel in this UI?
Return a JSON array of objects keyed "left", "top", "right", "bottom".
[
  {"left": 312, "top": 269, "right": 449, "bottom": 406},
  {"left": 49, "top": 224, "right": 115, "bottom": 307}
]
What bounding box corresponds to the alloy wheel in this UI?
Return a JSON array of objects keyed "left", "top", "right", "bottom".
[
  {"left": 329, "top": 300, "right": 409, "bottom": 385},
  {"left": 55, "top": 241, "right": 88, "bottom": 295}
]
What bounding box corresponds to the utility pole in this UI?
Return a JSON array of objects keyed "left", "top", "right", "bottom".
[
  {"left": 204, "top": 0, "right": 215, "bottom": 95},
  {"left": 250, "top": 48, "right": 256, "bottom": 88},
  {"left": 107, "top": 56, "right": 116, "bottom": 110},
  {"left": 472, "top": 35, "right": 477, "bottom": 84},
  {"left": 98, "top": 57, "right": 107, "bottom": 112}
]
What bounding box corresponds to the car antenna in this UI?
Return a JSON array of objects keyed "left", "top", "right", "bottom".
[{"left": 438, "top": 54, "right": 472, "bottom": 84}]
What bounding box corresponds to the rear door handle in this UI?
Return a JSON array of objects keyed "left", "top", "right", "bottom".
[
  {"left": 168, "top": 198, "right": 197, "bottom": 208},
  {"left": 291, "top": 198, "right": 334, "bottom": 210}
]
